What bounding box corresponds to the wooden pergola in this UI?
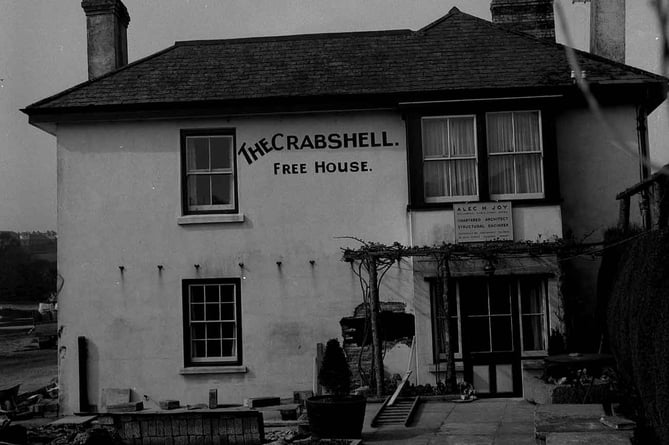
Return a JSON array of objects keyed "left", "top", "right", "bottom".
[{"left": 340, "top": 238, "right": 571, "bottom": 398}]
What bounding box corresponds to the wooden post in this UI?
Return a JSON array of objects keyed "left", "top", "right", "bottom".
[
  {"left": 640, "top": 192, "right": 652, "bottom": 230},
  {"left": 368, "top": 256, "right": 384, "bottom": 398},
  {"left": 439, "top": 258, "right": 457, "bottom": 393},
  {"left": 315, "top": 342, "right": 324, "bottom": 395},
  {"left": 78, "top": 336, "right": 89, "bottom": 412},
  {"left": 657, "top": 175, "right": 669, "bottom": 228},
  {"left": 618, "top": 196, "right": 630, "bottom": 231}
]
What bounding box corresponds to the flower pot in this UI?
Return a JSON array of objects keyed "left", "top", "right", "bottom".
[{"left": 306, "top": 395, "right": 367, "bottom": 439}]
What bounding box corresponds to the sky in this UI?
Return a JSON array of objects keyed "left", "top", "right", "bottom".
[{"left": 0, "top": 0, "right": 651, "bottom": 232}]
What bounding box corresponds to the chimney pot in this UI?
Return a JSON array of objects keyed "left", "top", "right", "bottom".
[
  {"left": 81, "top": 0, "right": 130, "bottom": 79},
  {"left": 490, "top": 0, "right": 555, "bottom": 41}
]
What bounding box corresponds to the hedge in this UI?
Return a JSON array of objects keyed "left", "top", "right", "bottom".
[{"left": 604, "top": 228, "right": 669, "bottom": 444}]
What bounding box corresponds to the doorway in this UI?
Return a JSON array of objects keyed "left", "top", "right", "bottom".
[{"left": 459, "top": 277, "right": 521, "bottom": 396}]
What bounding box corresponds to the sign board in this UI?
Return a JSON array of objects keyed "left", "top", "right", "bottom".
[{"left": 454, "top": 202, "right": 513, "bottom": 243}]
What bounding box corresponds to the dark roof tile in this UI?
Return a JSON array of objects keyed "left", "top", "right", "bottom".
[{"left": 25, "top": 8, "right": 666, "bottom": 112}]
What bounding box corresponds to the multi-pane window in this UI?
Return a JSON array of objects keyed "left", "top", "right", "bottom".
[
  {"left": 487, "top": 111, "right": 544, "bottom": 199},
  {"left": 430, "top": 276, "right": 549, "bottom": 362},
  {"left": 461, "top": 278, "right": 514, "bottom": 353},
  {"left": 519, "top": 277, "right": 547, "bottom": 353},
  {"left": 183, "top": 132, "right": 237, "bottom": 214},
  {"left": 422, "top": 116, "right": 478, "bottom": 202},
  {"left": 183, "top": 279, "right": 241, "bottom": 366},
  {"left": 430, "top": 280, "right": 461, "bottom": 361}
]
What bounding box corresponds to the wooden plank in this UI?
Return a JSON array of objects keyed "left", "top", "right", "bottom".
[
  {"left": 388, "top": 371, "right": 412, "bottom": 406},
  {"left": 617, "top": 196, "right": 630, "bottom": 231},
  {"left": 49, "top": 415, "right": 98, "bottom": 426}
]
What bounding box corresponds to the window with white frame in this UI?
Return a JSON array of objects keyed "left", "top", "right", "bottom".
[
  {"left": 422, "top": 116, "right": 478, "bottom": 202},
  {"left": 183, "top": 278, "right": 242, "bottom": 366},
  {"left": 182, "top": 131, "right": 238, "bottom": 214},
  {"left": 430, "top": 276, "right": 548, "bottom": 361},
  {"left": 518, "top": 277, "right": 548, "bottom": 354},
  {"left": 430, "top": 280, "right": 462, "bottom": 361},
  {"left": 487, "top": 111, "right": 544, "bottom": 199}
]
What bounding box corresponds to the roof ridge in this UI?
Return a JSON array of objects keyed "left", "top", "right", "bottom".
[
  {"left": 417, "top": 6, "right": 461, "bottom": 33},
  {"left": 432, "top": 9, "right": 667, "bottom": 82},
  {"left": 23, "top": 45, "right": 180, "bottom": 110},
  {"left": 175, "top": 29, "right": 412, "bottom": 47}
]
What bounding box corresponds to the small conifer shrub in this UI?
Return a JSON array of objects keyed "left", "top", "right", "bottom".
[{"left": 318, "top": 338, "right": 351, "bottom": 397}]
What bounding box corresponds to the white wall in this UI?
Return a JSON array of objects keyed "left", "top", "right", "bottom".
[
  {"left": 56, "top": 111, "right": 412, "bottom": 413},
  {"left": 556, "top": 105, "right": 644, "bottom": 241}
]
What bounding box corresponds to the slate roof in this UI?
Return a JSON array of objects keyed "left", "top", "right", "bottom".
[{"left": 24, "top": 7, "right": 667, "bottom": 114}]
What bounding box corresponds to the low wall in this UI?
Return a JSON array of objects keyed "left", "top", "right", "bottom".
[{"left": 97, "top": 408, "right": 264, "bottom": 445}]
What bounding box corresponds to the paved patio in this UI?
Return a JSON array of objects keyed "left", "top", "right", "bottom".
[{"left": 362, "top": 398, "right": 536, "bottom": 445}]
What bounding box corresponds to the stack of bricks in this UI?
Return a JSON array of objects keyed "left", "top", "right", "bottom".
[
  {"left": 343, "top": 344, "right": 373, "bottom": 388},
  {"left": 97, "top": 410, "right": 264, "bottom": 444}
]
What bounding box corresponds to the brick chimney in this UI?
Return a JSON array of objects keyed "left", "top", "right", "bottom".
[
  {"left": 490, "top": 0, "right": 555, "bottom": 41},
  {"left": 590, "top": 0, "right": 625, "bottom": 63},
  {"left": 81, "top": 0, "right": 130, "bottom": 79}
]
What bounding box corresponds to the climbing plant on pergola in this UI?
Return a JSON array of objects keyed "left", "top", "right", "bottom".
[{"left": 340, "top": 237, "right": 574, "bottom": 398}]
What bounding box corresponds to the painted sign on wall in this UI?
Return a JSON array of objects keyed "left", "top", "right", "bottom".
[
  {"left": 238, "top": 130, "right": 399, "bottom": 175},
  {"left": 454, "top": 202, "right": 513, "bottom": 243}
]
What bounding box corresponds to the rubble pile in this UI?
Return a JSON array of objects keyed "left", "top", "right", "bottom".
[{"left": 27, "top": 424, "right": 121, "bottom": 445}]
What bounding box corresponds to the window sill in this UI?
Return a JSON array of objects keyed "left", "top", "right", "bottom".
[
  {"left": 180, "top": 366, "right": 248, "bottom": 375},
  {"left": 428, "top": 362, "right": 464, "bottom": 372},
  {"left": 177, "top": 214, "right": 245, "bottom": 225}
]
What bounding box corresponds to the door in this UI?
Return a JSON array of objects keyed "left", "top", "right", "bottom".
[{"left": 460, "top": 277, "right": 522, "bottom": 396}]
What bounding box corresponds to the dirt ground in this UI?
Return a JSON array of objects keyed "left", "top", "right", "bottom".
[{"left": 0, "top": 329, "right": 57, "bottom": 394}]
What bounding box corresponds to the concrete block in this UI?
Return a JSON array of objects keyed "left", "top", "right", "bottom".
[
  {"left": 209, "top": 389, "right": 218, "bottom": 409},
  {"left": 535, "top": 404, "right": 610, "bottom": 439},
  {"left": 102, "top": 388, "right": 130, "bottom": 408},
  {"left": 243, "top": 397, "right": 280, "bottom": 408},
  {"left": 159, "top": 400, "right": 181, "bottom": 410},
  {"left": 107, "top": 401, "right": 143, "bottom": 412},
  {"left": 545, "top": 432, "right": 632, "bottom": 444}
]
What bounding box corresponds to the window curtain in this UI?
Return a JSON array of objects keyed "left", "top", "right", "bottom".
[
  {"left": 514, "top": 112, "right": 542, "bottom": 193},
  {"left": 487, "top": 113, "right": 514, "bottom": 194},
  {"left": 514, "top": 112, "right": 540, "bottom": 152},
  {"left": 520, "top": 280, "right": 544, "bottom": 351},
  {"left": 424, "top": 161, "right": 448, "bottom": 198},
  {"left": 488, "top": 112, "right": 542, "bottom": 195},
  {"left": 449, "top": 117, "right": 475, "bottom": 156},
  {"left": 423, "top": 117, "right": 477, "bottom": 198},
  {"left": 449, "top": 117, "right": 477, "bottom": 196},
  {"left": 186, "top": 138, "right": 214, "bottom": 207},
  {"left": 422, "top": 119, "right": 448, "bottom": 157}
]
